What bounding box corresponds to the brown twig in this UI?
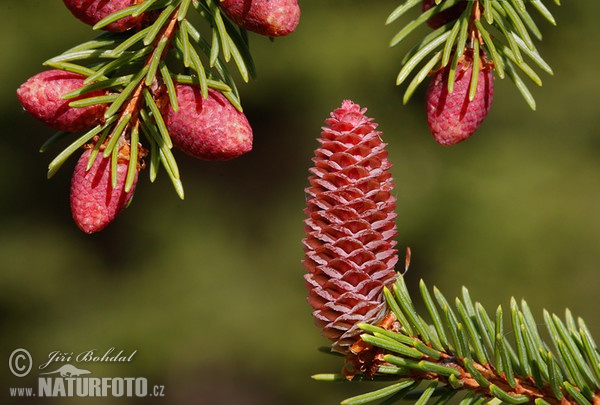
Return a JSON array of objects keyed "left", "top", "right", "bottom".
[{"left": 101, "top": 6, "right": 180, "bottom": 160}]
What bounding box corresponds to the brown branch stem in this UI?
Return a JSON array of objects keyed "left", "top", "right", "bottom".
[
  {"left": 102, "top": 5, "right": 180, "bottom": 161},
  {"left": 345, "top": 312, "right": 599, "bottom": 405}
]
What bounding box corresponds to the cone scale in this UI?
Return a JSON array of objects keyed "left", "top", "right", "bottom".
[{"left": 302, "top": 100, "right": 399, "bottom": 354}]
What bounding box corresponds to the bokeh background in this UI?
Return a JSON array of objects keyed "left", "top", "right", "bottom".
[{"left": 2, "top": 1, "right": 599, "bottom": 404}]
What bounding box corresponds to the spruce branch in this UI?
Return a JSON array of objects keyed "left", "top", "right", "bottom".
[
  {"left": 314, "top": 276, "right": 600, "bottom": 405},
  {"left": 18, "top": 0, "right": 300, "bottom": 232},
  {"left": 387, "top": 0, "right": 560, "bottom": 109},
  {"left": 41, "top": 0, "right": 253, "bottom": 198}
]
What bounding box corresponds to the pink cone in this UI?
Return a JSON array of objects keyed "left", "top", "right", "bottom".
[
  {"left": 219, "top": 0, "right": 300, "bottom": 37},
  {"left": 426, "top": 59, "right": 494, "bottom": 145},
  {"left": 303, "top": 100, "right": 399, "bottom": 354},
  {"left": 70, "top": 148, "right": 138, "bottom": 234},
  {"left": 62, "top": 0, "right": 158, "bottom": 32},
  {"left": 164, "top": 85, "right": 252, "bottom": 161},
  {"left": 422, "top": 0, "right": 467, "bottom": 29},
  {"left": 17, "top": 70, "right": 106, "bottom": 132}
]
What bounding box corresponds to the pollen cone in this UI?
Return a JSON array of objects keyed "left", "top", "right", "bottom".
[{"left": 303, "top": 100, "right": 399, "bottom": 354}]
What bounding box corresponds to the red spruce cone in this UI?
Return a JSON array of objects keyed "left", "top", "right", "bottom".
[
  {"left": 17, "top": 70, "right": 107, "bottom": 132},
  {"left": 62, "top": 0, "right": 158, "bottom": 32},
  {"left": 164, "top": 85, "right": 252, "bottom": 161},
  {"left": 422, "top": 0, "right": 467, "bottom": 29},
  {"left": 302, "top": 100, "right": 399, "bottom": 354},
  {"left": 426, "top": 54, "right": 494, "bottom": 145},
  {"left": 219, "top": 0, "right": 300, "bottom": 37},
  {"left": 70, "top": 146, "right": 139, "bottom": 234}
]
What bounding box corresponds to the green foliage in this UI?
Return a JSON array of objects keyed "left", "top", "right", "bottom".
[
  {"left": 387, "top": 0, "right": 560, "bottom": 109},
  {"left": 4, "top": 2, "right": 600, "bottom": 404},
  {"left": 315, "top": 276, "right": 600, "bottom": 405},
  {"left": 41, "top": 0, "right": 255, "bottom": 198}
]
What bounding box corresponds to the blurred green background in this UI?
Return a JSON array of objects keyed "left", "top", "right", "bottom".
[{"left": 1, "top": 1, "right": 599, "bottom": 404}]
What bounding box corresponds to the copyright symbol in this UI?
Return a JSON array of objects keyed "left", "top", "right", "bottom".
[{"left": 9, "top": 348, "right": 32, "bottom": 377}]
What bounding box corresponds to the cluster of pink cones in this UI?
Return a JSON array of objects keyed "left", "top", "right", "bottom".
[
  {"left": 17, "top": 0, "right": 301, "bottom": 233},
  {"left": 17, "top": 70, "right": 252, "bottom": 234},
  {"left": 63, "top": 0, "right": 300, "bottom": 37}
]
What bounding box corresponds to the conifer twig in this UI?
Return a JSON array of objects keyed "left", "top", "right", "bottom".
[
  {"left": 387, "top": 0, "right": 560, "bottom": 108},
  {"left": 314, "top": 276, "right": 600, "bottom": 405}
]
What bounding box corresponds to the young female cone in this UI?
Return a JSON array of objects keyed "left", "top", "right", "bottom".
[
  {"left": 62, "top": 0, "right": 158, "bottom": 32},
  {"left": 426, "top": 53, "right": 494, "bottom": 145},
  {"left": 219, "top": 0, "right": 300, "bottom": 37},
  {"left": 70, "top": 146, "right": 140, "bottom": 234},
  {"left": 302, "top": 100, "right": 399, "bottom": 354},
  {"left": 17, "top": 70, "right": 106, "bottom": 132},
  {"left": 164, "top": 85, "right": 252, "bottom": 161},
  {"left": 422, "top": 0, "right": 467, "bottom": 29}
]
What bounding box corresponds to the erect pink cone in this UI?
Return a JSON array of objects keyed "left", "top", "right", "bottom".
[
  {"left": 164, "top": 85, "right": 252, "bottom": 161},
  {"left": 70, "top": 147, "right": 139, "bottom": 234},
  {"left": 17, "top": 70, "right": 107, "bottom": 132},
  {"left": 62, "top": 0, "right": 158, "bottom": 32},
  {"left": 219, "top": 0, "right": 300, "bottom": 37},
  {"left": 302, "top": 100, "right": 399, "bottom": 354},
  {"left": 422, "top": 0, "right": 467, "bottom": 29},
  {"left": 426, "top": 56, "right": 494, "bottom": 145}
]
